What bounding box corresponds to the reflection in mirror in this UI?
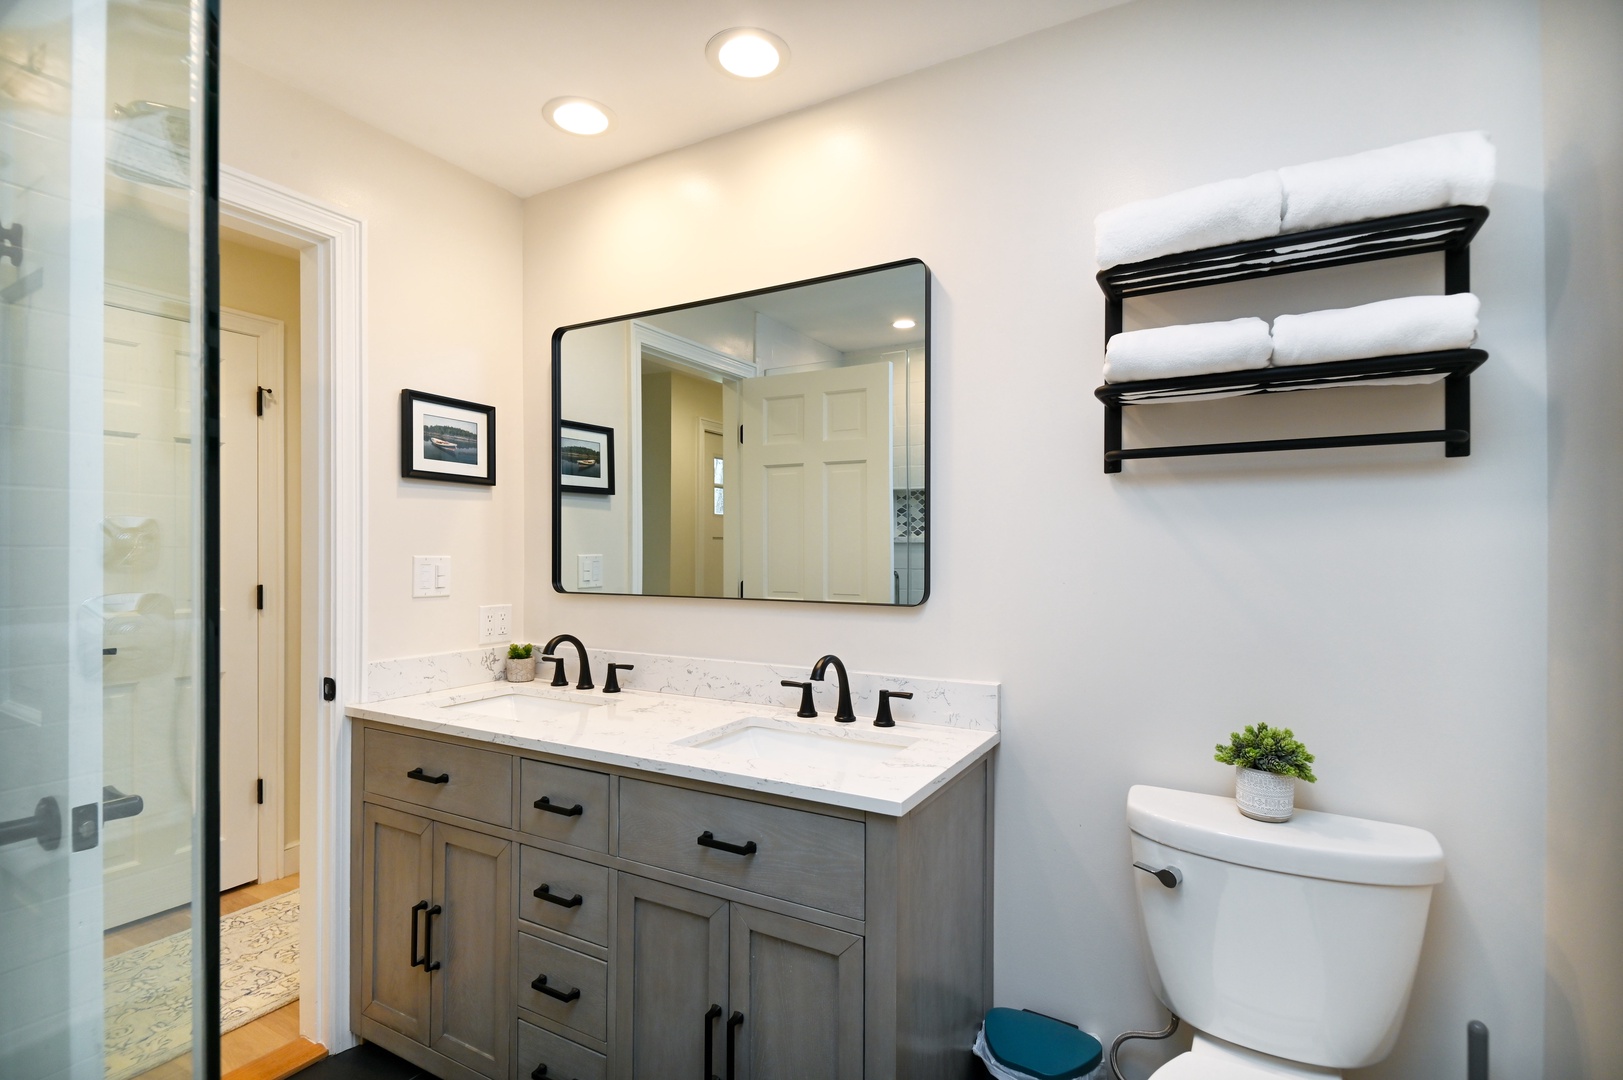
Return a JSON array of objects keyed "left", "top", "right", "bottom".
[{"left": 553, "top": 260, "right": 928, "bottom": 605}]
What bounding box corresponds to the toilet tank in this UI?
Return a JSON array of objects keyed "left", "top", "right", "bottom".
[{"left": 1127, "top": 786, "right": 1444, "bottom": 1070}]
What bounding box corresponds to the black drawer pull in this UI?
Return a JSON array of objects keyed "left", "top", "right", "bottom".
[
  {"left": 698, "top": 830, "right": 758, "bottom": 856},
  {"left": 406, "top": 767, "right": 449, "bottom": 785},
  {"left": 530, "top": 1066, "right": 547, "bottom": 1080},
  {"left": 409, "top": 900, "right": 428, "bottom": 968},
  {"left": 533, "top": 795, "right": 584, "bottom": 817},
  {"left": 704, "top": 1003, "right": 723, "bottom": 1079},
  {"left": 726, "top": 1011, "right": 745, "bottom": 1080},
  {"left": 533, "top": 883, "right": 584, "bottom": 908},
  {"left": 530, "top": 973, "right": 581, "bottom": 1003},
  {"left": 422, "top": 904, "right": 442, "bottom": 972}
]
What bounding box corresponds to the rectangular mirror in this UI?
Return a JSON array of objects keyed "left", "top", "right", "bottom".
[{"left": 552, "top": 259, "right": 929, "bottom": 605}]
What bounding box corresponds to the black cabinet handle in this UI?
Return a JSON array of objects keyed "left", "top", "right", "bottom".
[
  {"left": 533, "top": 883, "right": 584, "bottom": 909},
  {"left": 534, "top": 795, "right": 584, "bottom": 817},
  {"left": 406, "top": 767, "right": 449, "bottom": 785},
  {"left": 422, "top": 904, "right": 442, "bottom": 971},
  {"left": 704, "top": 1003, "right": 722, "bottom": 1080},
  {"left": 530, "top": 973, "right": 581, "bottom": 1004},
  {"left": 726, "top": 1011, "right": 744, "bottom": 1080},
  {"left": 410, "top": 900, "right": 429, "bottom": 969},
  {"left": 530, "top": 1066, "right": 547, "bottom": 1080},
  {"left": 698, "top": 830, "right": 758, "bottom": 856}
]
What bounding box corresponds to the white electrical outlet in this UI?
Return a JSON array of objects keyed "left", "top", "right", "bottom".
[
  {"left": 412, "top": 555, "right": 451, "bottom": 598},
  {"left": 578, "top": 553, "right": 604, "bottom": 589},
  {"left": 479, "top": 604, "right": 512, "bottom": 643}
]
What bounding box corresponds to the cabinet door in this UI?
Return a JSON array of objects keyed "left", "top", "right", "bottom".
[
  {"left": 359, "top": 804, "right": 433, "bottom": 1043},
  {"left": 429, "top": 822, "right": 513, "bottom": 1080},
  {"left": 728, "top": 905, "right": 863, "bottom": 1080},
  {"left": 614, "top": 875, "right": 729, "bottom": 1080}
]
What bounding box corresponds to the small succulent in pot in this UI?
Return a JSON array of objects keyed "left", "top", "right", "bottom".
[
  {"left": 505, "top": 642, "right": 535, "bottom": 683},
  {"left": 1214, "top": 723, "right": 1316, "bottom": 822}
]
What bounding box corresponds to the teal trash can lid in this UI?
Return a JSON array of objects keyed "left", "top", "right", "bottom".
[{"left": 983, "top": 1008, "right": 1103, "bottom": 1080}]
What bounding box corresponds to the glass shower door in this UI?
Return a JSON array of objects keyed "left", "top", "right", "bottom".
[{"left": 0, "top": 1, "right": 212, "bottom": 1078}]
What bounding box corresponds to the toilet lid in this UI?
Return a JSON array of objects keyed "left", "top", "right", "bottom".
[{"left": 1152, "top": 1050, "right": 1308, "bottom": 1080}]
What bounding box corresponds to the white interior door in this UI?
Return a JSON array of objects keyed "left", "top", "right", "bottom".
[
  {"left": 739, "top": 362, "right": 893, "bottom": 602},
  {"left": 698, "top": 423, "right": 724, "bottom": 597},
  {"left": 219, "top": 325, "right": 264, "bottom": 890}
]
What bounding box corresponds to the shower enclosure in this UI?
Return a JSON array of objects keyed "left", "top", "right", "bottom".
[{"left": 0, "top": 0, "right": 216, "bottom": 1078}]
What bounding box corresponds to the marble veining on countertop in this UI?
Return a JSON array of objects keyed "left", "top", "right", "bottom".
[{"left": 349, "top": 680, "right": 999, "bottom": 816}]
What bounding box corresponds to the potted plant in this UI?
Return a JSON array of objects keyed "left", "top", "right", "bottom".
[
  {"left": 505, "top": 642, "right": 535, "bottom": 683},
  {"left": 1214, "top": 723, "right": 1317, "bottom": 822}
]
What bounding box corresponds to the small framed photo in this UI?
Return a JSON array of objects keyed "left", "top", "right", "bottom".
[
  {"left": 400, "top": 389, "right": 496, "bottom": 485},
  {"left": 558, "top": 420, "right": 615, "bottom": 495}
]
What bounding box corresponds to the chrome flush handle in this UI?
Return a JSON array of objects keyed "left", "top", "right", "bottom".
[{"left": 1133, "top": 862, "right": 1182, "bottom": 889}]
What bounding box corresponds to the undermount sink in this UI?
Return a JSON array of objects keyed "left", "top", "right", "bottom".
[
  {"left": 433, "top": 691, "right": 594, "bottom": 722},
  {"left": 688, "top": 719, "right": 914, "bottom": 769}
]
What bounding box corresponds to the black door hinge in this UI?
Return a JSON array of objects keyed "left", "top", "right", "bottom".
[
  {"left": 256, "top": 584, "right": 264, "bottom": 610},
  {"left": 257, "top": 386, "right": 273, "bottom": 416},
  {"left": 738, "top": 424, "right": 744, "bottom": 444},
  {"left": 738, "top": 581, "right": 744, "bottom": 599},
  {"left": 257, "top": 778, "right": 264, "bottom": 805},
  {"left": 322, "top": 677, "right": 337, "bottom": 702}
]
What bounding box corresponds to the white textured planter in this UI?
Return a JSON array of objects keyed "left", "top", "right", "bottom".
[
  {"left": 1235, "top": 766, "right": 1296, "bottom": 822},
  {"left": 505, "top": 657, "right": 536, "bottom": 683}
]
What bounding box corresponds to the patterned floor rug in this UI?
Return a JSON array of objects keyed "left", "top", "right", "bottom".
[{"left": 104, "top": 891, "right": 300, "bottom": 1080}]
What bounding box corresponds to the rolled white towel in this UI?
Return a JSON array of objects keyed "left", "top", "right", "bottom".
[
  {"left": 1271, "top": 293, "right": 1480, "bottom": 367},
  {"left": 1104, "top": 317, "right": 1273, "bottom": 383},
  {"left": 1095, "top": 171, "right": 1283, "bottom": 270},
  {"left": 1279, "top": 131, "right": 1495, "bottom": 233}
]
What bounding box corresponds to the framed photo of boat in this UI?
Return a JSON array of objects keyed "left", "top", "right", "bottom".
[
  {"left": 558, "top": 419, "right": 615, "bottom": 495},
  {"left": 400, "top": 389, "right": 496, "bottom": 485}
]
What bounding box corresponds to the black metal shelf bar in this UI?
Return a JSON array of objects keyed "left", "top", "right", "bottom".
[
  {"left": 1107, "top": 428, "right": 1467, "bottom": 464},
  {"left": 1094, "top": 349, "right": 1487, "bottom": 405},
  {"left": 1097, "top": 205, "right": 1488, "bottom": 300}
]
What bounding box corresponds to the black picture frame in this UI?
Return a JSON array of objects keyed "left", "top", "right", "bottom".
[
  {"left": 558, "top": 419, "right": 616, "bottom": 495},
  {"left": 400, "top": 389, "right": 496, "bottom": 485}
]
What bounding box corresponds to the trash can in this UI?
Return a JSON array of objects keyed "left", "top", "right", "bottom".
[{"left": 973, "top": 1008, "right": 1105, "bottom": 1080}]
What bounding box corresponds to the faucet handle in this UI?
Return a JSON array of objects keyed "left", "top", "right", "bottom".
[
  {"left": 874, "top": 690, "right": 912, "bottom": 728},
  {"left": 780, "top": 680, "right": 817, "bottom": 718},
  {"left": 541, "top": 655, "right": 568, "bottom": 688},
  {"left": 604, "top": 663, "right": 634, "bottom": 694}
]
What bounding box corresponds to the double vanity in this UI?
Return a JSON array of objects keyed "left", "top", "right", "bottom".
[{"left": 347, "top": 657, "right": 998, "bottom": 1080}]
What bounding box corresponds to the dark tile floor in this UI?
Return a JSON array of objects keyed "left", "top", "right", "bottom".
[{"left": 293, "top": 1042, "right": 438, "bottom": 1080}]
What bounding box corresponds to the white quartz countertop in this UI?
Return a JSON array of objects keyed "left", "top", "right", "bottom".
[{"left": 348, "top": 681, "right": 999, "bottom": 816}]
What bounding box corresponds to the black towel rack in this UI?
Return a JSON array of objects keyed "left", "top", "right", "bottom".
[{"left": 1095, "top": 204, "right": 1490, "bottom": 473}]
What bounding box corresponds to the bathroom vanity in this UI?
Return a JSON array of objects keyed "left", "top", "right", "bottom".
[{"left": 348, "top": 681, "right": 997, "bottom": 1080}]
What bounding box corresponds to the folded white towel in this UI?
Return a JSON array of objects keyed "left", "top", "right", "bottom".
[
  {"left": 1271, "top": 293, "right": 1480, "bottom": 366},
  {"left": 1104, "top": 317, "right": 1273, "bottom": 383},
  {"left": 1095, "top": 171, "right": 1282, "bottom": 269},
  {"left": 1279, "top": 131, "right": 1495, "bottom": 233}
]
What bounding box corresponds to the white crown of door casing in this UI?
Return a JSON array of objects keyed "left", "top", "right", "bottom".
[{"left": 219, "top": 165, "right": 366, "bottom": 1055}]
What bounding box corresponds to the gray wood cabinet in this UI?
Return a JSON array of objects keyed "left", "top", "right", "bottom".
[{"left": 352, "top": 719, "right": 993, "bottom": 1080}]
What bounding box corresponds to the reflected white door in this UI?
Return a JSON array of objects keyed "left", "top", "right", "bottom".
[
  {"left": 698, "top": 424, "right": 724, "bottom": 597},
  {"left": 219, "top": 326, "right": 263, "bottom": 890},
  {"left": 739, "top": 363, "right": 893, "bottom": 602}
]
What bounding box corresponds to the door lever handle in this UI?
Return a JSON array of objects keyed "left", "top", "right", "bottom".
[{"left": 1133, "top": 862, "right": 1182, "bottom": 889}]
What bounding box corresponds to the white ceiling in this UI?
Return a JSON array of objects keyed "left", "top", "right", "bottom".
[{"left": 221, "top": 0, "right": 1132, "bottom": 198}]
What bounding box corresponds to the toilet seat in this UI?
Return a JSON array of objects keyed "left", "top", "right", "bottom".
[
  {"left": 1151, "top": 1052, "right": 1283, "bottom": 1080},
  {"left": 1148, "top": 1036, "right": 1341, "bottom": 1080}
]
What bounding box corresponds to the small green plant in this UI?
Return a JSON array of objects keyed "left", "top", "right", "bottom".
[
  {"left": 1214, "top": 723, "right": 1317, "bottom": 782},
  {"left": 507, "top": 642, "right": 533, "bottom": 660}
]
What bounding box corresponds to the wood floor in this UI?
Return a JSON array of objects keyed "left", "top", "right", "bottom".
[{"left": 111, "top": 875, "right": 315, "bottom": 1080}]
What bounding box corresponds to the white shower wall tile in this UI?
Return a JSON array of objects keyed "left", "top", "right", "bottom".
[{"left": 363, "top": 646, "right": 997, "bottom": 731}]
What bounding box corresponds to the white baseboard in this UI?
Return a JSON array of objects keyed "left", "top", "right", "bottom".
[{"left": 282, "top": 840, "right": 300, "bottom": 877}]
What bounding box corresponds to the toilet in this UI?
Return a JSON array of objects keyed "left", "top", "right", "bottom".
[{"left": 1126, "top": 785, "right": 1445, "bottom": 1079}]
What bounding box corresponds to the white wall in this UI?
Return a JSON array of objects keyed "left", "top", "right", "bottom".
[
  {"left": 523, "top": 1, "right": 1551, "bottom": 1075},
  {"left": 1541, "top": 0, "right": 1623, "bottom": 1075},
  {"left": 221, "top": 60, "right": 526, "bottom": 663}
]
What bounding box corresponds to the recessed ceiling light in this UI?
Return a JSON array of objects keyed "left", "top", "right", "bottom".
[
  {"left": 706, "top": 27, "right": 789, "bottom": 79},
  {"left": 893, "top": 318, "right": 916, "bottom": 330},
  {"left": 544, "top": 97, "right": 613, "bottom": 136}
]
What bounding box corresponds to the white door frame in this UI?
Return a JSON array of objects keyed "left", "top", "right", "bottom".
[
  {"left": 220, "top": 308, "right": 288, "bottom": 882},
  {"left": 220, "top": 166, "right": 366, "bottom": 1054}
]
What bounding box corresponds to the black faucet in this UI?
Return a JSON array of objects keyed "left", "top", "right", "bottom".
[
  {"left": 874, "top": 690, "right": 911, "bottom": 728},
  {"left": 543, "top": 634, "right": 594, "bottom": 691},
  {"left": 809, "top": 654, "right": 856, "bottom": 723}
]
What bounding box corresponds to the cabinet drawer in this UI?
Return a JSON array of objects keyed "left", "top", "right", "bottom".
[
  {"left": 618, "top": 778, "right": 866, "bottom": 918},
  {"left": 364, "top": 729, "right": 512, "bottom": 827},
  {"left": 518, "top": 846, "right": 611, "bottom": 947},
  {"left": 518, "top": 932, "right": 607, "bottom": 1042},
  {"left": 519, "top": 760, "right": 610, "bottom": 851},
  {"left": 518, "top": 1019, "right": 605, "bottom": 1080}
]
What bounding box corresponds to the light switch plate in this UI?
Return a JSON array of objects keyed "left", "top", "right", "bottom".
[
  {"left": 578, "top": 553, "right": 603, "bottom": 589},
  {"left": 412, "top": 555, "right": 451, "bottom": 598},
  {"left": 479, "top": 604, "right": 512, "bottom": 643}
]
